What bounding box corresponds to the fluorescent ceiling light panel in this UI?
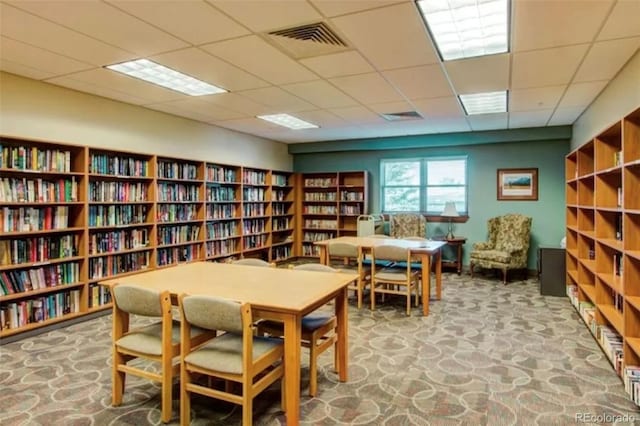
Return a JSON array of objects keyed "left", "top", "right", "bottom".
[
  {"left": 105, "top": 59, "right": 227, "bottom": 96},
  {"left": 459, "top": 91, "right": 507, "bottom": 115},
  {"left": 257, "top": 114, "right": 319, "bottom": 130},
  {"left": 416, "top": 0, "right": 509, "bottom": 61}
]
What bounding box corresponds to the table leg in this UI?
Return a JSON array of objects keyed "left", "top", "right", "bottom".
[
  {"left": 436, "top": 250, "right": 442, "bottom": 300},
  {"left": 319, "top": 246, "right": 328, "bottom": 265},
  {"left": 421, "top": 254, "right": 431, "bottom": 316},
  {"left": 283, "top": 314, "right": 302, "bottom": 425},
  {"left": 335, "top": 287, "right": 349, "bottom": 381},
  {"left": 456, "top": 243, "right": 462, "bottom": 275}
]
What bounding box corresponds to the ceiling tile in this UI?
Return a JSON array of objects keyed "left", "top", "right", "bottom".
[
  {"left": 145, "top": 102, "right": 224, "bottom": 124},
  {"left": 192, "top": 93, "right": 272, "bottom": 117},
  {"left": 6, "top": 0, "right": 188, "bottom": 56},
  {"left": 201, "top": 35, "right": 318, "bottom": 85},
  {"left": 292, "top": 110, "right": 347, "bottom": 128},
  {"left": 432, "top": 116, "right": 471, "bottom": 133},
  {"left": 107, "top": 0, "right": 250, "bottom": 45},
  {"left": 411, "top": 97, "right": 465, "bottom": 118},
  {"left": 151, "top": 98, "right": 245, "bottom": 121},
  {"left": 299, "top": 51, "right": 374, "bottom": 78},
  {"left": 444, "top": 54, "right": 509, "bottom": 94},
  {"left": 329, "top": 73, "right": 404, "bottom": 104},
  {"left": 328, "top": 106, "right": 386, "bottom": 124},
  {"left": 46, "top": 75, "right": 150, "bottom": 105},
  {"left": 0, "top": 36, "right": 94, "bottom": 77},
  {"left": 573, "top": 37, "right": 640, "bottom": 82},
  {"left": 512, "top": 44, "right": 590, "bottom": 89},
  {"left": 236, "top": 86, "right": 316, "bottom": 112},
  {"left": 368, "top": 101, "right": 416, "bottom": 116},
  {"left": 330, "top": 2, "right": 439, "bottom": 70},
  {"left": 512, "top": 0, "right": 613, "bottom": 52},
  {"left": 150, "top": 48, "right": 269, "bottom": 92},
  {"left": 1, "top": 59, "right": 55, "bottom": 80},
  {"left": 509, "top": 110, "right": 553, "bottom": 129},
  {"left": 310, "top": 0, "right": 406, "bottom": 18},
  {"left": 509, "top": 86, "right": 566, "bottom": 112},
  {"left": 0, "top": 3, "right": 135, "bottom": 66},
  {"left": 548, "top": 106, "right": 586, "bottom": 125},
  {"left": 467, "top": 113, "right": 508, "bottom": 131},
  {"left": 281, "top": 80, "right": 358, "bottom": 109},
  {"left": 598, "top": 0, "right": 640, "bottom": 40},
  {"left": 208, "top": 0, "right": 321, "bottom": 32},
  {"left": 383, "top": 64, "right": 453, "bottom": 100},
  {"left": 558, "top": 81, "right": 609, "bottom": 108}
]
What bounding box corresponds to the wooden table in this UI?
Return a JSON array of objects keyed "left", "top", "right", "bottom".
[
  {"left": 314, "top": 237, "right": 446, "bottom": 315},
  {"left": 100, "top": 262, "right": 358, "bottom": 426},
  {"left": 435, "top": 237, "right": 467, "bottom": 275}
]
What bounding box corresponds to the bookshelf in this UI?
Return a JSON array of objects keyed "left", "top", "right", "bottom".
[
  {"left": 296, "top": 171, "right": 368, "bottom": 258},
  {"left": 0, "top": 137, "right": 299, "bottom": 340},
  {"left": 566, "top": 107, "right": 640, "bottom": 404}
]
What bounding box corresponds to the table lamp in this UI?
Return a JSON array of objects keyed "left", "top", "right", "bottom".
[{"left": 441, "top": 201, "right": 459, "bottom": 240}]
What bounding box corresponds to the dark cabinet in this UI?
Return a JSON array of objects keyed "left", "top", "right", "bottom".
[{"left": 538, "top": 247, "right": 566, "bottom": 297}]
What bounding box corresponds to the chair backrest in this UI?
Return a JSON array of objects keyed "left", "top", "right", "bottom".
[
  {"left": 181, "top": 295, "right": 245, "bottom": 333},
  {"left": 113, "top": 284, "right": 164, "bottom": 317},
  {"left": 494, "top": 214, "right": 532, "bottom": 252},
  {"left": 327, "top": 242, "right": 358, "bottom": 258},
  {"left": 390, "top": 214, "right": 427, "bottom": 239},
  {"left": 293, "top": 263, "right": 338, "bottom": 273},
  {"left": 232, "top": 258, "right": 272, "bottom": 267},
  {"left": 373, "top": 244, "right": 411, "bottom": 262}
]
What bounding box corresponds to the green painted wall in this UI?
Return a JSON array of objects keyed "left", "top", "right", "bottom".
[{"left": 293, "top": 138, "right": 570, "bottom": 271}]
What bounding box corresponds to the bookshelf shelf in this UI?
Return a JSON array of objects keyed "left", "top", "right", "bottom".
[{"left": 566, "top": 106, "right": 640, "bottom": 405}]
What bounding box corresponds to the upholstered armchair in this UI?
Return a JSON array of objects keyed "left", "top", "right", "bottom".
[
  {"left": 469, "top": 213, "right": 532, "bottom": 284},
  {"left": 390, "top": 213, "right": 427, "bottom": 239}
]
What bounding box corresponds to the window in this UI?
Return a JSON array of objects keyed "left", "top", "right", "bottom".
[{"left": 381, "top": 157, "right": 468, "bottom": 215}]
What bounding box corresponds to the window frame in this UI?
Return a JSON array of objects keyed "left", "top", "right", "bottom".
[{"left": 380, "top": 156, "right": 469, "bottom": 217}]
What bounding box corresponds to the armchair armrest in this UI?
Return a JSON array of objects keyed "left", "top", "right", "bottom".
[{"left": 472, "top": 242, "right": 494, "bottom": 250}]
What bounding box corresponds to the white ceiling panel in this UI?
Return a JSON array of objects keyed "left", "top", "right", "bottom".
[
  {"left": 328, "top": 106, "right": 386, "bottom": 124},
  {"left": 368, "top": 101, "right": 416, "bottom": 115},
  {"left": 0, "top": 36, "right": 93, "bottom": 76},
  {"left": 146, "top": 102, "right": 229, "bottom": 124},
  {"left": 201, "top": 35, "right": 318, "bottom": 85},
  {"left": 598, "top": 0, "right": 640, "bottom": 41},
  {"left": 6, "top": 0, "right": 188, "bottom": 56},
  {"left": 47, "top": 75, "right": 150, "bottom": 105},
  {"left": 107, "top": 0, "right": 250, "bottom": 45},
  {"left": 150, "top": 48, "right": 269, "bottom": 92},
  {"left": 432, "top": 116, "right": 472, "bottom": 133},
  {"left": 236, "top": 87, "right": 316, "bottom": 112},
  {"left": 558, "top": 81, "right": 609, "bottom": 108},
  {"left": 549, "top": 106, "right": 587, "bottom": 126},
  {"left": 512, "top": 44, "right": 590, "bottom": 89},
  {"left": 512, "top": 0, "right": 613, "bottom": 52},
  {"left": 209, "top": 0, "right": 322, "bottom": 32},
  {"left": 573, "top": 37, "right": 640, "bottom": 83},
  {"left": 444, "top": 54, "right": 509, "bottom": 94},
  {"left": 329, "top": 73, "right": 405, "bottom": 104},
  {"left": 467, "top": 113, "right": 508, "bottom": 131},
  {"left": 509, "top": 110, "right": 553, "bottom": 129},
  {"left": 152, "top": 98, "right": 245, "bottom": 122},
  {"left": 509, "top": 86, "right": 566, "bottom": 112},
  {"left": 292, "top": 110, "right": 347, "bottom": 128},
  {"left": 281, "top": 80, "right": 358, "bottom": 109},
  {"left": 191, "top": 93, "right": 272, "bottom": 117},
  {"left": 310, "top": 0, "right": 406, "bottom": 18},
  {"left": 411, "top": 97, "right": 465, "bottom": 118},
  {"left": 299, "top": 51, "right": 374, "bottom": 78},
  {"left": 1, "top": 59, "right": 55, "bottom": 81},
  {"left": 0, "top": 3, "right": 135, "bottom": 66},
  {"left": 330, "top": 2, "right": 439, "bottom": 70},
  {"left": 383, "top": 64, "right": 453, "bottom": 100}
]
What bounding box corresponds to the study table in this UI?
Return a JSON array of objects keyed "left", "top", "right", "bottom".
[
  {"left": 314, "top": 237, "right": 447, "bottom": 315},
  {"left": 100, "top": 261, "right": 358, "bottom": 426}
]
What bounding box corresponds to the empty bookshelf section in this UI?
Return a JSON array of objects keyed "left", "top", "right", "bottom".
[
  {"left": 205, "top": 163, "right": 241, "bottom": 261},
  {"left": 1, "top": 137, "right": 86, "bottom": 336},
  {"left": 242, "top": 167, "right": 271, "bottom": 261},
  {"left": 271, "top": 171, "right": 295, "bottom": 262}
]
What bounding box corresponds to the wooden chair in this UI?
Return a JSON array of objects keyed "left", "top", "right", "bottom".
[
  {"left": 179, "top": 294, "right": 284, "bottom": 426},
  {"left": 231, "top": 258, "right": 274, "bottom": 267},
  {"left": 370, "top": 245, "right": 421, "bottom": 316},
  {"left": 327, "top": 242, "right": 370, "bottom": 309},
  {"left": 111, "top": 284, "right": 211, "bottom": 423},
  {"left": 257, "top": 263, "right": 338, "bottom": 397}
]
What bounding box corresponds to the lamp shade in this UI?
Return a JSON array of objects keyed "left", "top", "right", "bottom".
[{"left": 441, "top": 201, "right": 459, "bottom": 218}]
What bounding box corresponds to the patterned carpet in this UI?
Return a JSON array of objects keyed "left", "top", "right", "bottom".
[{"left": 1, "top": 272, "right": 639, "bottom": 425}]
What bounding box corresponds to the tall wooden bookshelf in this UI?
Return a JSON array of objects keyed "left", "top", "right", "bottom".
[
  {"left": 296, "top": 171, "right": 369, "bottom": 258},
  {"left": 0, "top": 136, "right": 298, "bottom": 339},
  {"left": 566, "top": 106, "right": 640, "bottom": 404}
]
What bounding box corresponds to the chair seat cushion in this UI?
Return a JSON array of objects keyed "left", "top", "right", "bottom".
[
  {"left": 374, "top": 269, "right": 416, "bottom": 281},
  {"left": 392, "top": 261, "right": 422, "bottom": 270},
  {"left": 259, "top": 314, "right": 334, "bottom": 333},
  {"left": 470, "top": 249, "right": 511, "bottom": 264},
  {"left": 116, "top": 320, "right": 207, "bottom": 356},
  {"left": 185, "top": 333, "right": 282, "bottom": 375}
]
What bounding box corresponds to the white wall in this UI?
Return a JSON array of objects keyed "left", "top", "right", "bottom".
[
  {"left": 0, "top": 72, "right": 292, "bottom": 171},
  {"left": 571, "top": 50, "right": 640, "bottom": 149}
]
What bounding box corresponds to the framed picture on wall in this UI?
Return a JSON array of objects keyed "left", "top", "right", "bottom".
[{"left": 497, "top": 168, "right": 538, "bottom": 201}]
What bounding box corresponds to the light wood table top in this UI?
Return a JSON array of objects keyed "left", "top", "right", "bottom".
[{"left": 314, "top": 236, "right": 446, "bottom": 253}]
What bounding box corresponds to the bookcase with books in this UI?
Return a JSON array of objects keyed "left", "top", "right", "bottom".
[
  {"left": 205, "top": 163, "right": 242, "bottom": 261},
  {"left": 241, "top": 167, "right": 271, "bottom": 261},
  {"left": 1, "top": 137, "right": 87, "bottom": 336},
  {"left": 296, "top": 171, "right": 368, "bottom": 258},
  {"left": 87, "top": 148, "right": 155, "bottom": 309},
  {"left": 566, "top": 106, "right": 640, "bottom": 405},
  {"left": 155, "top": 157, "right": 204, "bottom": 268},
  {"left": 271, "top": 171, "right": 295, "bottom": 262}
]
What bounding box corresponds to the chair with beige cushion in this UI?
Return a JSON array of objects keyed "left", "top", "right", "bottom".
[
  {"left": 231, "top": 258, "right": 274, "bottom": 267},
  {"left": 370, "top": 245, "right": 421, "bottom": 315},
  {"left": 179, "top": 294, "right": 284, "bottom": 426},
  {"left": 327, "top": 242, "right": 370, "bottom": 309},
  {"left": 111, "top": 284, "right": 211, "bottom": 423},
  {"left": 257, "top": 263, "right": 339, "bottom": 397},
  {"left": 390, "top": 213, "right": 427, "bottom": 239},
  {"left": 469, "top": 213, "right": 533, "bottom": 284}
]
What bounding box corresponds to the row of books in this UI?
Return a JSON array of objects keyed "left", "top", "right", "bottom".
[
  {"left": 89, "top": 228, "right": 149, "bottom": 255},
  {"left": 304, "top": 178, "right": 336, "bottom": 187},
  {"left": 243, "top": 219, "right": 268, "bottom": 234},
  {"left": 0, "top": 235, "right": 77, "bottom": 265},
  {"left": 89, "top": 181, "right": 148, "bottom": 203},
  {"left": 242, "top": 171, "right": 267, "bottom": 185},
  {"left": 206, "top": 239, "right": 239, "bottom": 257},
  {"left": 206, "top": 204, "right": 237, "bottom": 219},
  {"left": 243, "top": 187, "right": 267, "bottom": 201},
  {"left": 303, "top": 231, "right": 336, "bottom": 242},
  {"left": 89, "top": 153, "right": 149, "bottom": 177},
  {"left": 89, "top": 205, "right": 147, "bottom": 227},
  {"left": 305, "top": 192, "right": 337, "bottom": 201},
  {"left": 206, "top": 222, "right": 238, "bottom": 240},
  {"left": 243, "top": 203, "right": 266, "bottom": 217},
  {"left": 157, "top": 161, "right": 198, "bottom": 180},
  {"left": 341, "top": 205, "right": 362, "bottom": 215},
  {"left": 157, "top": 183, "right": 199, "bottom": 202},
  {"left": 0, "top": 290, "right": 81, "bottom": 330},
  {"left": 302, "top": 245, "right": 321, "bottom": 256},
  {"left": 0, "top": 177, "right": 78, "bottom": 203},
  {"left": 88, "top": 283, "right": 111, "bottom": 308},
  {"left": 272, "top": 175, "right": 289, "bottom": 186},
  {"left": 206, "top": 186, "right": 236, "bottom": 201},
  {"left": 624, "top": 366, "right": 640, "bottom": 406},
  {"left": 207, "top": 166, "right": 237, "bottom": 183},
  {"left": 340, "top": 191, "right": 364, "bottom": 201},
  {"left": 244, "top": 234, "right": 268, "bottom": 249},
  {"left": 157, "top": 204, "right": 198, "bottom": 223},
  {"left": 157, "top": 245, "right": 200, "bottom": 266},
  {"left": 272, "top": 204, "right": 291, "bottom": 215},
  {"left": 1, "top": 206, "right": 69, "bottom": 232},
  {"left": 273, "top": 189, "right": 288, "bottom": 201},
  {"left": 304, "top": 219, "right": 338, "bottom": 229},
  {"left": 1, "top": 144, "right": 72, "bottom": 173},
  {"left": 272, "top": 246, "right": 292, "bottom": 261},
  {"left": 158, "top": 224, "right": 200, "bottom": 245},
  {"left": 88, "top": 252, "right": 150, "bottom": 280},
  {"left": 304, "top": 205, "right": 337, "bottom": 214},
  {"left": 0, "top": 262, "right": 80, "bottom": 295},
  {"left": 273, "top": 218, "right": 290, "bottom": 230}
]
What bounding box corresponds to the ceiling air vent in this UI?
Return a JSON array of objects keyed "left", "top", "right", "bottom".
[
  {"left": 381, "top": 111, "right": 424, "bottom": 121},
  {"left": 265, "top": 22, "right": 350, "bottom": 59}
]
